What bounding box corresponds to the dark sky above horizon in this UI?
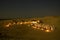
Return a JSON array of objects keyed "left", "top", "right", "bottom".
[{"left": 0, "top": 0, "right": 60, "bottom": 18}]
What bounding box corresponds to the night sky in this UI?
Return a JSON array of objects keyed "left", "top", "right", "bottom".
[{"left": 0, "top": 0, "right": 60, "bottom": 18}]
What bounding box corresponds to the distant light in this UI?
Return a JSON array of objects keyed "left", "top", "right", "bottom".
[
  {"left": 31, "top": 21, "right": 37, "bottom": 24},
  {"left": 24, "top": 22, "right": 28, "bottom": 24},
  {"left": 45, "top": 30, "right": 51, "bottom": 32},
  {"left": 5, "top": 24, "right": 10, "bottom": 27},
  {"left": 37, "top": 20, "right": 40, "bottom": 22},
  {"left": 20, "top": 22, "right": 23, "bottom": 24},
  {"left": 5, "top": 23, "right": 11, "bottom": 27}
]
